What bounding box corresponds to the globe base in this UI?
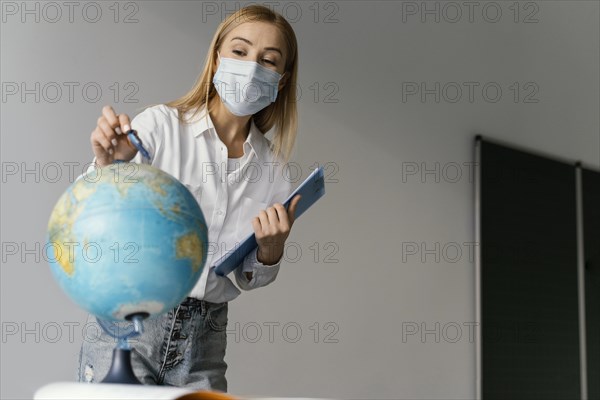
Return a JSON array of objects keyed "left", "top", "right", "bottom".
[
  {"left": 96, "top": 313, "right": 147, "bottom": 385},
  {"left": 101, "top": 348, "right": 142, "bottom": 385}
]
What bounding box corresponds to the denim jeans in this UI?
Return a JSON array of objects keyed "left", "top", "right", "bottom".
[{"left": 76, "top": 298, "right": 228, "bottom": 392}]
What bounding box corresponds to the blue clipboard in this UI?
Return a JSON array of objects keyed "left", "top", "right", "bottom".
[{"left": 213, "top": 165, "right": 326, "bottom": 276}]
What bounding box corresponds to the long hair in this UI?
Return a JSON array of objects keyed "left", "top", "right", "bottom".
[{"left": 149, "top": 5, "right": 298, "bottom": 164}]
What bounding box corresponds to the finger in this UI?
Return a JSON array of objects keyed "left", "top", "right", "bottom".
[
  {"left": 251, "top": 217, "right": 262, "bottom": 237},
  {"left": 118, "top": 113, "right": 131, "bottom": 134},
  {"left": 288, "top": 194, "right": 302, "bottom": 225},
  {"left": 273, "top": 203, "right": 290, "bottom": 230},
  {"left": 266, "top": 206, "right": 280, "bottom": 225},
  {"left": 257, "top": 210, "right": 270, "bottom": 232},
  {"left": 98, "top": 118, "right": 118, "bottom": 147},
  {"left": 102, "top": 105, "right": 119, "bottom": 129},
  {"left": 91, "top": 129, "right": 112, "bottom": 154}
]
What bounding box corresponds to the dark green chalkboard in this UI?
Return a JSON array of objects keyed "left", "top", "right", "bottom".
[
  {"left": 583, "top": 168, "right": 600, "bottom": 400},
  {"left": 479, "top": 139, "right": 581, "bottom": 399}
]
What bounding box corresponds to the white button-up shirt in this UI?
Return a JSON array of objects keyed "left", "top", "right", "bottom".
[{"left": 85, "top": 104, "right": 294, "bottom": 303}]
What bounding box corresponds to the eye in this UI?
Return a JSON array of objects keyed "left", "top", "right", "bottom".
[{"left": 231, "top": 49, "right": 276, "bottom": 66}]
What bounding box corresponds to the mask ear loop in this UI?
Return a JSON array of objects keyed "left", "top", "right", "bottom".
[{"left": 206, "top": 50, "right": 220, "bottom": 137}]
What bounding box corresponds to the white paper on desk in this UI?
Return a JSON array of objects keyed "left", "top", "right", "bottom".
[
  {"left": 34, "top": 382, "right": 335, "bottom": 400},
  {"left": 34, "top": 382, "right": 196, "bottom": 400}
]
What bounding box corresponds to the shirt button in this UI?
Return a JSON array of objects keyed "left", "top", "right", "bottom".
[{"left": 217, "top": 210, "right": 223, "bottom": 216}]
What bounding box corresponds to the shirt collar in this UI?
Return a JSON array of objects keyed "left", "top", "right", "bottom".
[{"left": 186, "top": 105, "right": 266, "bottom": 162}]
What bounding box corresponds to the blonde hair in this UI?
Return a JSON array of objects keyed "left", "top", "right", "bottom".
[{"left": 140, "top": 4, "right": 298, "bottom": 164}]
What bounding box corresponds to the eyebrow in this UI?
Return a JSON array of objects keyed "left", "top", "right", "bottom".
[{"left": 230, "top": 37, "right": 283, "bottom": 57}]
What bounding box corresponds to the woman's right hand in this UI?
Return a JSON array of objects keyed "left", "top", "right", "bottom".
[{"left": 90, "top": 105, "right": 137, "bottom": 167}]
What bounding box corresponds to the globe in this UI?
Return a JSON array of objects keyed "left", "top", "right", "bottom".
[{"left": 46, "top": 162, "right": 208, "bottom": 322}]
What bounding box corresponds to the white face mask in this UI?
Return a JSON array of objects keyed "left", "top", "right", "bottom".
[{"left": 212, "top": 51, "right": 283, "bottom": 116}]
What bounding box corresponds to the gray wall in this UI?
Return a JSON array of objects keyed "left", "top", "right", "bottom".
[{"left": 1, "top": 1, "right": 598, "bottom": 399}]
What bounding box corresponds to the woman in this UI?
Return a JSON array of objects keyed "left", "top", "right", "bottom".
[{"left": 78, "top": 5, "right": 301, "bottom": 392}]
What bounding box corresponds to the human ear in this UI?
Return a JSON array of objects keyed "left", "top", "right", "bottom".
[
  {"left": 278, "top": 71, "right": 288, "bottom": 91},
  {"left": 213, "top": 50, "right": 221, "bottom": 69}
]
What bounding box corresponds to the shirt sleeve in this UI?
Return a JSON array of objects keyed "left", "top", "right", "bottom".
[
  {"left": 233, "top": 172, "right": 294, "bottom": 291},
  {"left": 234, "top": 247, "right": 283, "bottom": 290}
]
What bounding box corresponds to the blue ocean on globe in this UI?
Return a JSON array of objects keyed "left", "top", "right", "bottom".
[{"left": 46, "top": 162, "right": 208, "bottom": 321}]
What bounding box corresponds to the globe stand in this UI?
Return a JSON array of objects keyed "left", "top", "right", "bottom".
[{"left": 96, "top": 313, "right": 148, "bottom": 385}]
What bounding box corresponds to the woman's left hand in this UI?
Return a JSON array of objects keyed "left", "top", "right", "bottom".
[{"left": 252, "top": 194, "right": 302, "bottom": 266}]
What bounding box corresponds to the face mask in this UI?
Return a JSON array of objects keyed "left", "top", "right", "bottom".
[{"left": 212, "top": 51, "right": 283, "bottom": 116}]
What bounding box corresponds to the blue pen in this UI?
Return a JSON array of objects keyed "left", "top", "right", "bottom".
[{"left": 125, "top": 129, "right": 151, "bottom": 160}]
